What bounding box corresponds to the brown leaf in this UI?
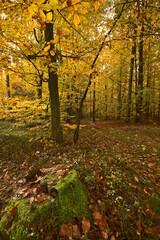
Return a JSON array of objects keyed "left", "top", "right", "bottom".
[
  {"left": 67, "top": 0, "right": 72, "bottom": 7},
  {"left": 82, "top": 217, "right": 91, "bottom": 232},
  {"left": 36, "top": 193, "right": 47, "bottom": 203},
  {"left": 72, "top": 225, "right": 81, "bottom": 238},
  {"left": 57, "top": 29, "right": 62, "bottom": 36},
  {"left": 60, "top": 224, "right": 70, "bottom": 237},
  {"left": 93, "top": 211, "right": 103, "bottom": 226}
]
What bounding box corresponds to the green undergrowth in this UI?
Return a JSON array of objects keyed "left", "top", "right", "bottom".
[{"left": 0, "top": 171, "right": 89, "bottom": 240}]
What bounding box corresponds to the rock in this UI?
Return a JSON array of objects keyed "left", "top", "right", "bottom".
[{"left": 0, "top": 170, "right": 89, "bottom": 240}]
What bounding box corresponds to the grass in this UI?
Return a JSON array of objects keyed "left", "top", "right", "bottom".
[{"left": 0, "top": 119, "right": 160, "bottom": 239}]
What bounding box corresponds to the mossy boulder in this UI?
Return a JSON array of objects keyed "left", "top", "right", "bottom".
[{"left": 0, "top": 170, "right": 89, "bottom": 240}]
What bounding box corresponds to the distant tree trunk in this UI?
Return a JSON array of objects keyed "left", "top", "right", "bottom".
[
  {"left": 126, "top": 31, "right": 136, "bottom": 123},
  {"left": 37, "top": 78, "right": 42, "bottom": 99},
  {"left": 66, "top": 89, "right": 73, "bottom": 123},
  {"left": 45, "top": 19, "right": 63, "bottom": 144},
  {"left": 6, "top": 74, "right": 11, "bottom": 98},
  {"left": 90, "top": 90, "right": 92, "bottom": 119},
  {"left": 145, "top": 40, "right": 151, "bottom": 119},
  {"left": 92, "top": 82, "right": 96, "bottom": 122},
  {"left": 117, "top": 60, "right": 122, "bottom": 120},
  {"left": 136, "top": 0, "right": 144, "bottom": 122},
  {"left": 152, "top": 74, "right": 156, "bottom": 120},
  {"left": 105, "top": 84, "right": 108, "bottom": 120}
]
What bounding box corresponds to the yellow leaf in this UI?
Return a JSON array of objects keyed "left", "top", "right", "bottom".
[
  {"left": 77, "top": 7, "right": 88, "bottom": 14},
  {"left": 80, "top": 15, "right": 87, "bottom": 22},
  {"left": 39, "top": 10, "right": 46, "bottom": 21},
  {"left": 54, "top": 37, "right": 60, "bottom": 43},
  {"left": 50, "top": 0, "right": 58, "bottom": 10},
  {"left": 42, "top": 3, "right": 52, "bottom": 11},
  {"left": 44, "top": 45, "right": 50, "bottom": 52},
  {"left": 46, "top": 12, "right": 52, "bottom": 21},
  {"left": 60, "top": 1, "right": 66, "bottom": 9},
  {"left": 82, "top": 2, "right": 90, "bottom": 8},
  {"left": 50, "top": 50, "right": 55, "bottom": 56},
  {"left": 28, "top": 4, "right": 38, "bottom": 15},
  {"left": 28, "top": 21, "right": 35, "bottom": 31},
  {"left": 99, "top": 0, "right": 105, "bottom": 4},
  {"left": 34, "top": 0, "right": 44, "bottom": 4},
  {"left": 95, "top": 1, "right": 99, "bottom": 11},
  {"left": 73, "top": 14, "right": 80, "bottom": 28}
]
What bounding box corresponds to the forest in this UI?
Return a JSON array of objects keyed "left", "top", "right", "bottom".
[{"left": 0, "top": 0, "right": 160, "bottom": 239}]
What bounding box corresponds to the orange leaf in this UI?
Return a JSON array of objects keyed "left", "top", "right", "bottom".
[
  {"left": 82, "top": 217, "right": 91, "bottom": 232},
  {"left": 28, "top": 21, "right": 35, "bottom": 31},
  {"left": 95, "top": 1, "right": 99, "bottom": 11},
  {"left": 23, "top": 190, "right": 31, "bottom": 198},
  {"left": 36, "top": 193, "right": 47, "bottom": 203},
  {"left": 68, "top": 6, "right": 73, "bottom": 14}
]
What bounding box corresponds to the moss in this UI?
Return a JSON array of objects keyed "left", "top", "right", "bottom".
[
  {"left": 0, "top": 171, "right": 89, "bottom": 239},
  {"left": 148, "top": 195, "right": 160, "bottom": 216},
  {"left": 54, "top": 170, "right": 89, "bottom": 224}
]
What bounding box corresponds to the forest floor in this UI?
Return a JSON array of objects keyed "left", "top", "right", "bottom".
[{"left": 0, "top": 119, "right": 160, "bottom": 240}]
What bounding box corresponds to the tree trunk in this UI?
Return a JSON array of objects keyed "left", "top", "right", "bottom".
[
  {"left": 117, "top": 59, "right": 122, "bottom": 120},
  {"left": 37, "top": 78, "right": 42, "bottom": 99},
  {"left": 126, "top": 32, "right": 136, "bottom": 123},
  {"left": 145, "top": 40, "right": 151, "bottom": 119},
  {"left": 92, "top": 82, "right": 96, "bottom": 122},
  {"left": 105, "top": 84, "right": 108, "bottom": 120},
  {"left": 136, "top": 0, "right": 144, "bottom": 122},
  {"left": 6, "top": 74, "right": 11, "bottom": 98},
  {"left": 45, "top": 20, "right": 63, "bottom": 144}
]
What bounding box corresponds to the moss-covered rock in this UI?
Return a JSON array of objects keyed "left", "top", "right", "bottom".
[
  {"left": 0, "top": 170, "right": 89, "bottom": 240},
  {"left": 54, "top": 170, "right": 89, "bottom": 224}
]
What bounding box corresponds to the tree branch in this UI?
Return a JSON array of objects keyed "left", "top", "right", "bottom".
[{"left": 73, "top": 0, "right": 129, "bottom": 143}]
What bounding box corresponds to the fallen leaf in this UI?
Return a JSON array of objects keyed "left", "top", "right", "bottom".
[
  {"left": 60, "top": 223, "right": 70, "bottom": 237},
  {"left": 72, "top": 225, "right": 81, "bottom": 238},
  {"left": 134, "top": 176, "right": 139, "bottom": 182},
  {"left": 36, "top": 193, "right": 47, "bottom": 203},
  {"left": 82, "top": 217, "right": 91, "bottom": 232},
  {"left": 93, "top": 211, "right": 103, "bottom": 225},
  {"left": 29, "top": 197, "right": 35, "bottom": 204},
  {"left": 23, "top": 190, "right": 31, "bottom": 198}
]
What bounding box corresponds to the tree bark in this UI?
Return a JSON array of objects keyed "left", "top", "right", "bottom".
[
  {"left": 45, "top": 20, "right": 63, "bottom": 144},
  {"left": 117, "top": 59, "right": 122, "bottom": 120},
  {"left": 37, "top": 78, "right": 42, "bottom": 99},
  {"left": 92, "top": 82, "right": 96, "bottom": 122},
  {"left": 145, "top": 40, "right": 151, "bottom": 119},
  {"left": 126, "top": 32, "right": 136, "bottom": 123},
  {"left": 6, "top": 74, "right": 11, "bottom": 98},
  {"left": 136, "top": 0, "right": 144, "bottom": 122}
]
